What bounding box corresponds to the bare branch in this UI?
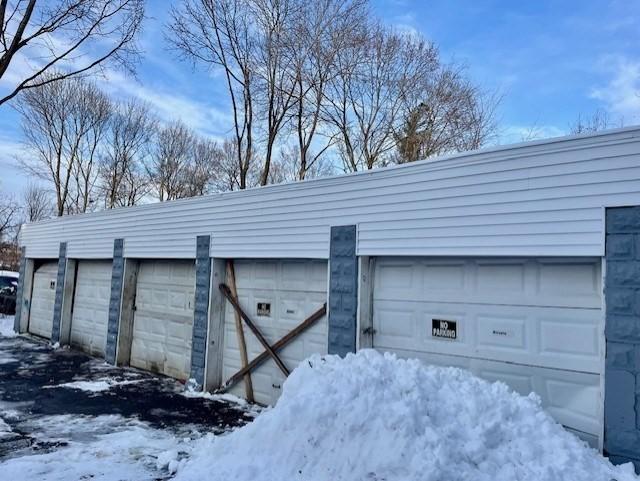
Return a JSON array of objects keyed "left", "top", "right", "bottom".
[{"left": 0, "top": 0, "right": 145, "bottom": 107}]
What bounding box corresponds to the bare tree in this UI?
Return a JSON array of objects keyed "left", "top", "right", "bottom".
[
  {"left": 0, "top": 193, "right": 18, "bottom": 240},
  {"left": 287, "top": 0, "right": 365, "bottom": 180},
  {"left": 0, "top": 0, "right": 145, "bottom": 106},
  {"left": 268, "top": 143, "right": 334, "bottom": 184},
  {"left": 169, "top": 0, "right": 500, "bottom": 182},
  {"left": 17, "top": 75, "right": 112, "bottom": 216},
  {"left": 569, "top": 109, "right": 622, "bottom": 134},
  {"left": 212, "top": 138, "right": 245, "bottom": 191},
  {"left": 169, "top": 0, "right": 255, "bottom": 189},
  {"left": 168, "top": 0, "right": 356, "bottom": 188},
  {"left": 181, "top": 137, "right": 222, "bottom": 197},
  {"left": 252, "top": 0, "right": 298, "bottom": 186},
  {"left": 394, "top": 67, "right": 500, "bottom": 163},
  {"left": 147, "top": 122, "right": 222, "bottom": 200},
  {"left": 22, "top": 183, "right": 51, "bottom": 222},
  {"left": 147, "top": 121, "right": 193, "bottom": 201},
  {"left": 100, "top": 99, "right": 156, "bottom": 208},
  {"left": 325, "top": 26, "right": 439, "bottom": 171},
  {"left": 68, "top": 82, "right": 112, "bottom": 213}
]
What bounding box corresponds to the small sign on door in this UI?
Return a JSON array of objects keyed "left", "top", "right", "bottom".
[
  {"left": 432, "top": 319, "right": 457, "bottom": 340},
  {"left": 257, "top": 302, "right": 271, "bottom": 316}
]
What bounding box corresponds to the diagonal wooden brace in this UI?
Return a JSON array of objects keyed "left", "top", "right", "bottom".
[
  {"left": 219, "top": 283, "right": 290, "bottom": 376},
  {"left": 217, "top": 302, "right": 327, "bottom": 393}
]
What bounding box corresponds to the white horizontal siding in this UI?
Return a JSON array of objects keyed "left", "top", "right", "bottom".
[{"left": 19, "top": 127, "right": 640, "bottom": 260}]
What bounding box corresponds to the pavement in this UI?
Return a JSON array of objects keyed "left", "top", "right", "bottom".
[{"left": 0, "top": 332, "right": 256, "bottom": 465}]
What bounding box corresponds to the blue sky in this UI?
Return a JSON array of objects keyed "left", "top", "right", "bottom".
[{"left": 1, "top": 0, "right": 639, "bottom": 195}]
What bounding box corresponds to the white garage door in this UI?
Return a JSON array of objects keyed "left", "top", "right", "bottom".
[
  {"left": 29, "top": 262, "right": 58, "bottom": 339},
  {"left": 130, "top": 260, "right": 195, "bottom": 380},
  {"left": 372, "top": 257, "right": 603, "bottom": 447},
  {"left": 70, "top": 260, "right": 112, "bottom": 357},
  {"left": 223, "top": 259, "right": 328, "bottom": 406}
]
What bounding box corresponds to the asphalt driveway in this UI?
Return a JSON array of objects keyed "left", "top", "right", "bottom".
[{"left": 0, "top": 330, "right": 256, "bottom": 478}]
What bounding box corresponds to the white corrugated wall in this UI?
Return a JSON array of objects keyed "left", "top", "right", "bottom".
[{"left": 19, "top": 127, "right": 640, "bottom": 259}]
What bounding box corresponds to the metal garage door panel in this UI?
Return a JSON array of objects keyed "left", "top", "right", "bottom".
[
  {"left": 70, "top": 260, "right": 112, "bottom": 356},
  {"left": 373, "top": 301, "right": 601, "bottom": 373},
  {"left": 372, "top": 256, "right": 603, "bottom": 443},
  {"left": 130, "top": 260, "right": 195, "bottom": 380},
  {"left": 28, "top": 262, "right": 58, "bottom": 339},
  {"left": 375, "top": 258, "right": 601, "bottom": 308},
  {"left": 222, "top": 259, "right": 328, "bottom": 405},
  {"left": 373, "top": 257, "right": 602, "bottom": 372}
]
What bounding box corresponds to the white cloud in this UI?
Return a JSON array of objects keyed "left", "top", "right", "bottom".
[
  {"left": 500, "top": 124, "right": 566, "bottom": 144},
  {"left": 590, "top": 58, "right": 640, "bottom": 122},
  {"left": 101, "top": 70, "right": 232, "bottom": 140}
]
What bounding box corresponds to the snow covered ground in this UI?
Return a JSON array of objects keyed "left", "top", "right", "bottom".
[
  {"left": 1, "top": 322, "right": 637, "bottom": 480},
  {"left": 1, "top": 414, "right": 196, "bottom": 480},
  {"left": 0, "top": 314, "right": 16, "bottom": 337},
  {"left": 0, "top": 327, "right": 256, "bottom": 481}
]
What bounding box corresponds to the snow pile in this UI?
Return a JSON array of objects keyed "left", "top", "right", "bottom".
[
  {"left": 0, "top": 315, "right": 16, "bottom": 337},
  {"left": 44, "top": 377, "right": 142, "bottom": 393},
  {"left": 174, "top": 350, "right": 638, "bottom": 481}
]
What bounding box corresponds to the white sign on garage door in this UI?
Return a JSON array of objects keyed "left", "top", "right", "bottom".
[
  {"left": 70, "top": 260, "right": 112, "bottom": 357},
  {"left": 130, "top": 260, "right": 195, "bottom": 380},
  {"left": 223, "top": 259, "right": 328, "bottom": 406},
  {"left": 28, "top": 262, "right": 58, "bottom": 339},
  {"left": 372, "top": 257, "right": 603, "bottom": 446}
]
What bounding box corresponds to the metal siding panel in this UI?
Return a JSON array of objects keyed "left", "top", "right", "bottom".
[{"left": 18, "top": 129, "right": 640, "bottom": 259}]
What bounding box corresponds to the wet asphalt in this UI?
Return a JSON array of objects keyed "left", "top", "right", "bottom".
[{"left": 0, "top": 333, "right": 254, "bottom": 461}]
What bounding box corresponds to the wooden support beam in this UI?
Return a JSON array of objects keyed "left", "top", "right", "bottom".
[
  {"left": 220, "top": 282, "right": 290, "bottom": 377},
  {"left": 217, "top": 302, "right": 327, "bottom": 393},
  {"left": 225, "top": 261, "right": 254, "bottom": 403}
]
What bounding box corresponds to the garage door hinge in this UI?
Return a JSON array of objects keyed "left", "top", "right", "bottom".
[{"left": 362, "top": 326, "right": 376, "bottom": 335}]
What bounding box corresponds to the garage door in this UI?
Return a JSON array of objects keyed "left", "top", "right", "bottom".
[
  {"left": 372, "top": 257, "right": 603, "bottom": 447},
  {"left": 69, "top": 260, "right": 112, "bottom": 357},
  {"left": 129, "top": 260, "right": 195, "bottom": 380},
  {"left": 28, "top": 262, "right": 58, "bottom": 339},
  {"left": 223, "top": 259, "right": 328, "bottom": 406}
]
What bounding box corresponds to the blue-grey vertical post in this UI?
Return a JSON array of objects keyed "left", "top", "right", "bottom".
[
  {"left": 328, "top": 225, "right": 358, "bottom": 356},
  {"left": 13, "top": 247, "right": 27, "bottom": 333},
  {"left": 51, "top": 242, "right": 67, "bottom": 343},
  {"left": 190, "top": 235, "right": 211, "bottom": 387},
  {"left": 105, "top": 239, "right": 125, "bottom": 365},
  {"left": 604, "top": 206, "right": 640, "bottom": 471}
]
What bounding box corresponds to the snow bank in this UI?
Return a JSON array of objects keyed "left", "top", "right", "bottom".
[
  {"left": 174, "top": 350, "right": 637, "bottom": 481},
  {"left": 0, "top": 315, "right": 16, "bottom": 337}
]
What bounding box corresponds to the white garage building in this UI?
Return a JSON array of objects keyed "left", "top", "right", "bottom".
[{"left": 13, "top": 127, "right": 640, "bottom": 466}]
